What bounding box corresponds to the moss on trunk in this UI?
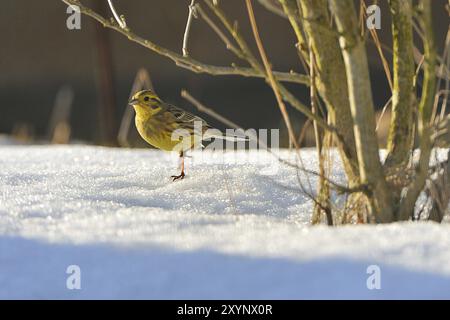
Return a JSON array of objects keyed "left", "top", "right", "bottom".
[{"left": 385, "top": 0, "right": 415, "bottom": 168}]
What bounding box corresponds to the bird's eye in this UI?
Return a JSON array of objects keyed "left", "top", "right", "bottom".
[{"left": 144, "top": 96, "right": 150, "bottom": 102}]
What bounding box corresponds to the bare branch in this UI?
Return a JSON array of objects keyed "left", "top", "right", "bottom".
[
  {"left": 330, "top": 0, "right": 395, "bottom": 223},
  {"left": 118, "top": 68, "right": 155, "bottom": 147},
  {"left": 258, "top": 0, "right": 287, "bottom": 18},
  {"left": 245, "top": 0, "right": 297, "bottom": 147},
  {"left": 61, "top": 0, "right": 309, "bottom": 85},
  {"left": 181, "top": 90, "right": 239, "bottom": 130},
  {"left": 181, "top": 90, "right": 365, "bottom": 195},
  {"left": 246, "top": 0, "right": 317, "bottom": 194},
  {"left": 375, "top": 97, "right": 392, "bottom": 132},
  {"left": 361, "top": 1, "right": 393, "bottom": 91},
  {"left": 398, "top": 0, "right": 437, "bottom": 221},
  {"left": 195, "top": 3, "right": 247, "bottom": 61},
  {"left": 107, "top": 0, "right": 126, "bottom": 29},
  {"left": 435, "top": 27, "right": 450, "bottom": 121},
  {"left": 182, "top": 0, "right": 198, "bottom": 57},
  {"left": 203, "top": 0, "right": 333, "bottom": 132}
]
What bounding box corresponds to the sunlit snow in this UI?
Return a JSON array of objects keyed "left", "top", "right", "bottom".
[{"left": 0, "top": 145, "right": 449, "bottom": 299}]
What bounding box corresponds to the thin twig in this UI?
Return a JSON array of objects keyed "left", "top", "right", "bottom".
[
  {"left": 107, "top": 0, "right": 126, "bottom": 29},
  {"left": 65, "top": 0, "right": 336, "bottom": 138},
  {"left": 246, "top": 0, "right": 301, "bottom": 150},
  {"left": 257, "top": 0, "right": 286, "bottom": 18},
  {"left": 181, "top": 90, "right": 238, "bottom": 129},
  {"left": 246, "top": 0, "right": 315, "bottom": 192},
  {"left": 310, "top": 40, "right": 331, "bottom": 225},
  {"left": 195, "top": 3, "right": 247, "bottom": 60},
  {"left": 118, "top": 68, "right": 155, "bottom": 147},
  {"left": 61, "top": 0, "right": 308, "bottom": 85},
  {"left": 439, "top": 30, "right": 450, "bottom": 120},
  {"left": 203, "top": 0, "right": 334, "bottom": 132},
  {"left": 183, "top": 0, "right": 197, "bottom": 57},
  {"left": 398, "top": 0, "right": 437, "bottom": 221},
  {"left": 181, "top": 90, "right": 364, "bottom": 195},
  {"left": 361, "top": 1, "right": 393, "bottom": 91},
  {"left": 297, "top": 118, "right": 312, "bottom": 147},
  {"left": 375, "top": 97, "right": 392, "bottom": 132},
  {"left": 434, "top": 28, "right": 450, "bottom": 121}
]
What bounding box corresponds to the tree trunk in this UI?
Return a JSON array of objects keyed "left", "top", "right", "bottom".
[
  {"left": 385, "top": 0, "right": 415, "bottom": 168},
  {"left": 280, "top": 0, "right": 360, "bottom": 187},
  {"left": 329, "top": 0, "right": 395, "bottom": 223},
  {"left": 398, "top": 0, "right": 437, "bottom": 221}
]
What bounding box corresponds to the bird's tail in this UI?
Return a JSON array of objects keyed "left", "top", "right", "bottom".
[{"left": 203, "top": 131, "right": 249, "bottom": 142}]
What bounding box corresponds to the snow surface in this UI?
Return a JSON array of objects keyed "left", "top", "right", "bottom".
[
  {"left": 0, "top": 135, "right": 24, "bottom": 146},
  {"left": 0, "top": 145, "right": 449, "bottom": 299}
]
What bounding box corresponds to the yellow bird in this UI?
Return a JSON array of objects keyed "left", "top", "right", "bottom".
[{"left": 129, "top": 89, "right": 242, "bottom": 181}]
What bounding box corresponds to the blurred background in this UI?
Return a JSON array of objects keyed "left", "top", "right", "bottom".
[{"left": 0, "top": 0, "right": 448, "bottom": 147}]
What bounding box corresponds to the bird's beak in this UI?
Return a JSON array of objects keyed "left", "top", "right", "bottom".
[{"left": 128, "top": 98, "right": 139, "bottom": 106}]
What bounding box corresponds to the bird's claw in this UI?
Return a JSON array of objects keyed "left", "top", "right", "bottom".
[{"left": 171, "top": 172, "right": 185, "bottom": 182}]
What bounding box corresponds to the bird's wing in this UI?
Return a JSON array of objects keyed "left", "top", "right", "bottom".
[{"left": 166, "top": 103, "right": 211, "bottom": 130}]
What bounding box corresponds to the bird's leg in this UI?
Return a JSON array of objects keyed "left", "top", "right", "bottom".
[{"left": 171, "top": 151, "right": 186, "bottom": 181}]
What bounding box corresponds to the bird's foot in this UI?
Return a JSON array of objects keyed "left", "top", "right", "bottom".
[{"left": 171, "top": 171, "right": 185, "bottom": 182}]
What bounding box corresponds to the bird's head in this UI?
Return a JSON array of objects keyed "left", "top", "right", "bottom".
[{"left": 129, "top": 90, "right": 163, "bottom": 116}]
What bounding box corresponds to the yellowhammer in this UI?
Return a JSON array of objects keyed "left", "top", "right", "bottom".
[{"left": 129, "top": 89, "right": 245, "bottom": 181}]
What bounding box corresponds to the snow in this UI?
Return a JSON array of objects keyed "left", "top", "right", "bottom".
[
  {"left": 0, "top": 135, "right": 24, "bottom": 146},
  {"left": 0, "top": 145, "right": 449, "bottom": 299}
]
